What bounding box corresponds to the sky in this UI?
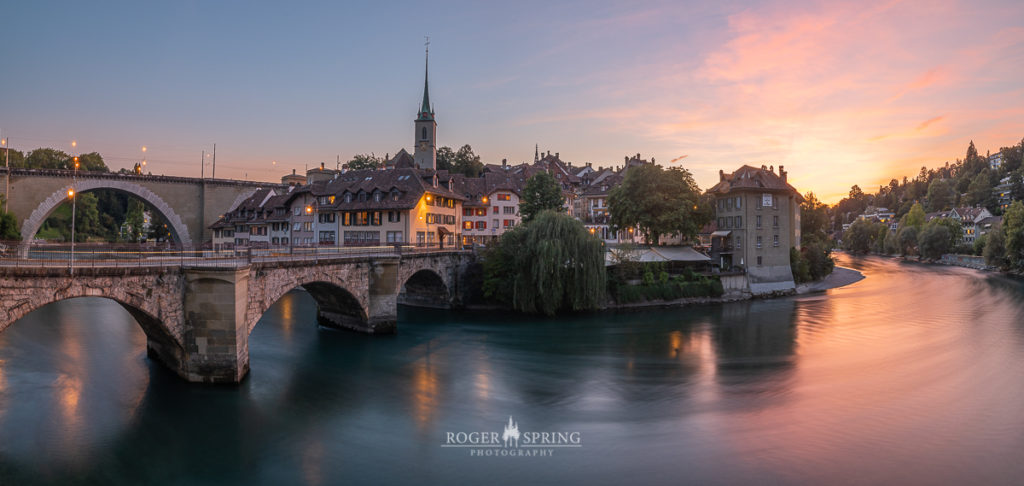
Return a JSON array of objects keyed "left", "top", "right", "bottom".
[{"left": 1, "top": 0, "right": 1022, "bottom": 203}]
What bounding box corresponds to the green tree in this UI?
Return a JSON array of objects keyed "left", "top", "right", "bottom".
[
  {"left": 896, "top": 225, "right": 919, "bottom": 256},
  {"left": 900, "top": 202, "right": 926, "bottom": 229},
  {"left": 966, "top": 171, "right": 994, "bottom": 208},
  {"left": 842, "top": 219, "right": 884, "bottom": 253},
  {"left": 0, "top": 148, "right": 25, "bottom": 168},
  {"left": 482, "top": 210, "right": 605, "bottom": 315},
  {"left": 77, "top": 152, "right": 109, "bottom": 172},
  {"left": 984, "top": 223, "right": 1008, "bottom": 269},
  {"left": 436, "top": 146, "right": 455, "bottom": 172},
  {"left": 451, "top": 144, "right": 484, "bottom": 177},
  {"left": 0, "top": 194, "right": 19, "bottom": 240},
  {"left": 800, "top": 192, "right": 831, "bottom": 243},
  {"left": 917, "top": 224, "right": 952, "bottom": 260},
  {"left": 1003, "top": 200, "right": 1024, "bottom": 270},
  {"left": 519, "top": 172, "right": 564, "bottom": 222},
  {"left": 25, "top": 148, "right": 70, "bottom": 169},
  {"left": 926, "top": 179, "right": 954, "bottom": 211},
  {"left": 345, "top": 153, "right": 384, "bottom": 170},
  {"left": 607, "top": 164, "right": 708, "bottom": 245},
  {"left": 125, "top": 199, "right": 145, "bottom": 242}
]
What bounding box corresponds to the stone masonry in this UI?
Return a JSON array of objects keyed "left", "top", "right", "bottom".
[{"left": 0, "top": 251, "right": 471, "bottom": 384}]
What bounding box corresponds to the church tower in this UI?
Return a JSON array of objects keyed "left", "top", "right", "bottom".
[{"left": 414, "top": 43, "right": 437, "bottom": 171}]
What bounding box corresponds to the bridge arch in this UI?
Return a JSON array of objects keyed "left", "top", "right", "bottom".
[
  {"left": 19, "top": 179, "right": 194, "bottom": 248},
  {"left": 0, "top": 290, "right": 187, "bottom": 373},
  {"left": 399, "top": 268, "right": 451, "bottom": 308},
  {"left": 249, "top": 278, "right": 369, "bottom": 334}
]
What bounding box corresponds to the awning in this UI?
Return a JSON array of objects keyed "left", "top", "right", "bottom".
[
  {"left": 650, "top": 246, "right": 712, "bottom": 262},
  {"left": 711, "top": 230, "right": 732, "bottom": 237},
  {"left": 438, "top": 227, "right": 452, "bottom": 235}
]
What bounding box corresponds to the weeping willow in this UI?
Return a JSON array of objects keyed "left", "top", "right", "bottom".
[{"left": 483, "top": 210, "right": 606, "bottom": 315}]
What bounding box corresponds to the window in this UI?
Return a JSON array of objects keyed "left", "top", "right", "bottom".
[
  {"left": 463, "top": 221, "right": 473, "bottom": 230},
  {"left": 497, "top": 193, "right": 511, "bottom": 201},
  {"left": 388, "top": 211, "right": 401, "bottom": 223},
  {"left": 358, "top": 192, "right": 367, "bottom": 202},
  {"left": 294, "top": 208, "right": 301, "bottom": 216},
  {"left": 319, "top": 231, "right": 336, "bottom": 245},
  {"left": 756, "top": 236, "right": 762, "bottom": 248},
  {"left": 293, "top": 223, "right": 300, "bottom": 231},
  {"left": 735, "top": 196, "right": 741, "bottom": 209},
  {"left": 735, "top": 235, "right": 742, "bottom": 249},
  {"left": 445, "top": 215, "right": 456, "bottom": 225},
  {"left": 727, "top": 198, "right": 733, "bottom": 210},
  {"left": 463, "top": 208, "right": 473, "bottom": 217},
  {"left": 735, "top": 216, "right": 741, "bottom": 227},
  {"left": 318, "top": 213, "right": 335, "bottom": 223},
  {"left": 374, "top": 192, "right": 383, "bottom": 202},
  {"left": 773, "top": 235, "right": 779, "bottom": 247},
  {"left": 476, "top": 221, "right": 486, "bottom": 230},
  {"left": 416, "top": 232, "right": 425, "bottom": 245},
  {"left": 757, "top": 256, "right": 762, "bottom": 265},
  {"left": 427, "top": 232, "right": 436, "bottom": 244},
  {"left": 503, "top": 219, "right": 513, "bottom": 227},
  {"left": 345, "top": 193, "right": 353, "bottom": 203},
  {"left": 372, "top": 212, "right": 382, "bottom": 226},
  {"left": 303, "top": 222, "right": 312, "bottom": 232},
  {"left": 503, "top": 206, "right": 515, "bottom": 215},
  {"left": 773, "top": 215, "right": 779, "bottom": 228},
  {"left": 475, "top": 208, "right": 487, "bottom": 216},
  {"left": 493, "top": 219, "right": 499, "bottom": 229},
  {"left": 493, "top": 206, "right": 499, "bottom": 214},
  {"left": 425, "top": 194, "right": 435, "bottom": 206},
  {"left": 756, "top": 215, "right": 762, "bottom": 228},
  {"left": 421, "top": 126, "right": 427, "bottom": 140},
  {"left": 386, "top": 231, "right": 403, "bottom": 244},
  {"left": 756, "top": 197, "right": 763, "bottom": 209}
]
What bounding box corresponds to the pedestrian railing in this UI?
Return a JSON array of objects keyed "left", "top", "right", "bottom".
[{"left": 0, "top": 241, "right": 468, "bottom": 270}]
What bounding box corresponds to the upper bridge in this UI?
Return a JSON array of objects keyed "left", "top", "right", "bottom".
[
  {"left": 0, "top": 167, "right": 283, "bottom": 249},
  {"left": 0, "top": 248, "right": 472, "bottom": 383}
]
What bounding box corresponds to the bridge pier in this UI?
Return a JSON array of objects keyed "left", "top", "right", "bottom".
[
  {"left": 180, "top": 267, "right": 250, "bottom": 383},
  {"left": 364, "top": 259, "right": 400, "bottom": 334}
]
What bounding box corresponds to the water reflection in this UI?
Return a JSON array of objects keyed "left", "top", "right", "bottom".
[{"left": 1, "top": 256, "right": 1024, "bottom": 484}]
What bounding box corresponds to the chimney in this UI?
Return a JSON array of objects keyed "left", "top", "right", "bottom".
[
  {"left": 769, "top": 165, "right": 774, "bottom": 173},
  {"left": 292, "top": 169, "right": 296, "bottom": 175},
  {"left": 719, "top": 169, "right": 725, "bottom": 181},
  {"left": 780, "top": 165, "right": 787, "bottom": 182},
  {"left": 636, "top": 153, "right": 641, "bottom": 160},
  {"left": 320, "top": 162, "right": 325, "bottom": 170},
  {"left": 651, "top": 157, "right": 655, "bottom": 164},
  {"left": 555, "top": 152, "right": 559, "bottom": 159},
  {"left": 547, "top": 150, "right": 551, "bottom": 157},
  {"left": 587, "top": 162, "right": 592, "bottom": 168},
  {"left": 502, "top": 158, "right": 507, "bottom": 168},
  {"left": 624, "top": 156, "right": 629, "bottom": 163}
]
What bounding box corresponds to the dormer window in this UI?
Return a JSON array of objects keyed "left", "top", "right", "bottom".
[
  {"left": 345, "top": 192, "right": 353, "bottom": 203},
  {"left": 391, "top": 190, "right": 401, "bottom": 201},
  {"left": 374, "top": 191, "right": 383, "bottom": 202},
  {"left": 358, "top": 192, "right": 367, "bottom": 202}
]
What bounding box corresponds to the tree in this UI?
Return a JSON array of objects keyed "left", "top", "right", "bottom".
[
  {"left": 926, "top": 179, "right": 954, "bottom": 211},
  {"left": 482, "top": 210, "right": 605, "bottom": 315},
  {"left": 25, "top": 148, "right": 70, "bottom": 169},
  {"left": 436, "top": 146, "right": 455, "bottom": 172},
  {"left": 917, "top": 223, "right": 952, "bottom": 260},
  {"left": 896, "top": 225, "right": 919, "bottom": 256},
  {"left": 345, "top": 153, "right": 384, "bottom": 170},
  {"left": 0, "top": 195, "right": 19, "bottom": 240},
  {"left": 1003, "top": 200, "right": 1024, "bottom": 270},
  {"left": 984, "top": 222, "right": 1008, "bottom": 269},
  {"left": 801, "top": 192, "right": 830, "bottom": 243},
  {"left": 966, "top": 171, "right": 994, "bottom": 208},
  {"left": 451, "top": 144, "right": 483, "bottom": 177},
  {"left": 900, "top": 202, "right": 926, "bottom": 229},
  {"left": 842, "top": 219, "right": 884, "bottom": 253},
  {"left": 125, "top": 199, "right": 145, "bottom": 242},
  {"left": 607, "top": 164, "right": 708, "bottom": 245},
  {"left": 519, "top": 172, "right": 564, "bottom": 222},
  {"left": 77, "top": 152, "right": 109, "bottom": 172}
]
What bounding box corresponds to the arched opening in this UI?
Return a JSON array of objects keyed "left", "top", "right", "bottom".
[
  {"left": 19, "top": 180, "right": 193, "bottom": 251},
  {"left": 0, "top": 296, "right": 183, "bottom": 461},
  {"left": 253, "top": 281, "right": 368, "bottom": 335},
  {"left": 399, "top": 269, "right": 450, "bottom": 309}
]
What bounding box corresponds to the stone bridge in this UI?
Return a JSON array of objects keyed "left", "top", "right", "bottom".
[
  {"left": 0, "top": 167, "right": 283, "bottom": 249},
  {"left": 0, "top": 251, "right": 471, "bottom": 383}
]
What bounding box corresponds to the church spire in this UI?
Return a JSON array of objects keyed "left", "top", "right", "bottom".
[{"left": 418, "top": 37, "right": 433, "bottom": 121}]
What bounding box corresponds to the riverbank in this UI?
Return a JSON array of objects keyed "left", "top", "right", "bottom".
[{"left": 796, "top": 266, "right": 865, "bottom": 294}]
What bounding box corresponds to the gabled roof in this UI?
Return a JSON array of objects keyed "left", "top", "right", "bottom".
[{"left": 707, "top": 165, "right": 803, "bottom": 202}]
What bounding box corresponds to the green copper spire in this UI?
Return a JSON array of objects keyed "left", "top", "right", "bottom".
[{"left": 418, "top": 41, "right": 433, "bottom": 121}]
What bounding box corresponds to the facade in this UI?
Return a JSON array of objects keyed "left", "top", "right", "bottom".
[
  {"left": 707, "top": 165, "right": 802, "bottom": 295},
  {"left": 459, "top": 171, "right": 526, "bottom": 245},
  {"left": 950, "top": 206, "right": 993, "bottom": 244}
]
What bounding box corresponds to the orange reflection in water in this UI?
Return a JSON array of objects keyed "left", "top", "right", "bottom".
[{"left": 411, "top": 358, "right": 439, "bottom": 430}]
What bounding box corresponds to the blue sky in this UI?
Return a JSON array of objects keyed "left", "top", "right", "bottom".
[{"left": 2, "top": 0, "right": 1023, "bottom": 201}]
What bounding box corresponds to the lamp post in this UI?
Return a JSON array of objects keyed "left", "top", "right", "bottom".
[
  {"left": 305, "top": 202, "right": 317, "bottom": 262},
  {"left": 70, "top": 156, "right": 80, "bottom": 273}
]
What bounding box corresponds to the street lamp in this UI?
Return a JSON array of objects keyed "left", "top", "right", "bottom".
[{"left": 68, "top": 186, "right": 76, "bottom": 275}]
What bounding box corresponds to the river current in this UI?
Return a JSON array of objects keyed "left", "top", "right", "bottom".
[{"left": 1, "top": 253, "right": 1023, "bottom": 485}]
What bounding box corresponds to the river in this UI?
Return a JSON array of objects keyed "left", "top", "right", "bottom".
[{"left": 1, "top": 253, "right": 1023, "bottom": 485}]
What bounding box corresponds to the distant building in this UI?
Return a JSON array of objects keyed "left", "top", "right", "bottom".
[
  {"left": 707, "top": 164, "right": 802, "bottom": 295},
  {"left": 989, "top": 152, "right": 1004, "bottom": 171},
  {"left": 949, "top": 206, "right": 993, "bottom": 244}
]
